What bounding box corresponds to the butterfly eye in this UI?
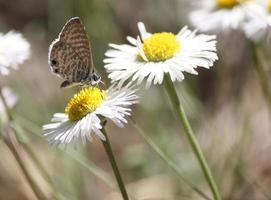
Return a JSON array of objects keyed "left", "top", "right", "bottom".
[{"left": 51, "top": 60, "right": 57, "bottom": 66}]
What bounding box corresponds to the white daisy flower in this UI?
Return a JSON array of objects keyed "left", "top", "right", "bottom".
[
  {"left": 42, "top": 84, "right": 138, "bottom": 145},
  {"left": 0, "top": 87, "right": 18, "bottom": 114},
  {"left": 0, "top": 31, "right": 31, "bottom": 76},
  {"left": 104, "top": 22, "right": 217, "bottom": 88},
  {"left": 189, "top": 0, "right": 256, "bottom": 33},
  {"left": 244, "top": 0, "right": 271, "bottom": 44}
]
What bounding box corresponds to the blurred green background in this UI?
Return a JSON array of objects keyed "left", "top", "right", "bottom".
[{"left": 0, "top": 0, "right": 271, "bottom": 199}]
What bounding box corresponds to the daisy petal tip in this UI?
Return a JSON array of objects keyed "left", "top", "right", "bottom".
[{"left": 137, "top": 21, "right": 145, "bottom": 29}]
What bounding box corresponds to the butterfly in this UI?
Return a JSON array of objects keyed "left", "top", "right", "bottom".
[{"left": 48, "top": 17, "right": 101, "bottom": 88}]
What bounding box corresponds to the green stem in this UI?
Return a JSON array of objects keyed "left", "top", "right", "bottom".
[
  {"left": 13, "top": 114, "right": 117, "bottom": 192},
  {"left": 0, "top": 88, "right": 51, "bottom": 199},
  {"left": 130, "top": 117, "right": 211, "bottom": 200},
  {"left": 22, "top": 144, "right": 59, "bottom": 199},
  {"left": 0, "top": 88, "right": 13, "bottom": 121},
  {"left": 250, "top": 43, "right": 271, "bottom": 113},
  {"left": 101, "top": 127, "right": 129, "bottom": 200},
  {"left": 163, "top": 75, "right": 221, "bottom": 200},
  {"left": 68, "top": 149, "right": 115, "bottom": 188},
  {"left": 2, "top": 125, "right": 46, "bottom": 200}
]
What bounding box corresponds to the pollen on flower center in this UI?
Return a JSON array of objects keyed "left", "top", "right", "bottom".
[
  {"left": 217, "top": 0, "right": 239, "bottom": 8},
  {"left": 65, "top": 87, "right": 106, "bottom": 121},
  {"left": 142, "top": 32, "right": 181, "bottom": 62}
]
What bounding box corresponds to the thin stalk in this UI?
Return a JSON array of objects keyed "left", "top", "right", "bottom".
[
  {"left": 130, "top": 117, "right": 211, "bottom": 200},
  {"left": 250, "top": 42, "right": 271, "bottom": 112},
  {"left": 13, "top": 113, "right": 116, "bottom": 191},
  {"left": 22, "top": 144, "right": 59, "bottom": 199},
  {"left": 0, "top": 89, "right": 51, "bottom": 199},
  {"left": 2, "top": 124, "right": 46, "bottom": 200},
  {"left": 101, "top": 127, "right": 129, "bottom": 200},
  {"left": 163, "top": 74, "right": 221, "bottom": 200},
  {"left": 67, "top": 150, "right": 115, "bottom": 188},
  {"left": 0, "top": 88, "right": 13, "bottom": 121}
]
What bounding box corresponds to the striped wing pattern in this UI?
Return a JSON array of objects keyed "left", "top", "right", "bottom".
[{"left": 48, "top": 17, "right": 93, "bottom": 83}]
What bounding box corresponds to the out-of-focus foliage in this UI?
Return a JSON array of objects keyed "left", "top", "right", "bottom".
[{"left": 0, "top": 0, "right": 270, "bottom": 199}]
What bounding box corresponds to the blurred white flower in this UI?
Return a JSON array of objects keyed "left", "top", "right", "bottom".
[
  {"left": 43, "top": 84, "right": 138, "bottom": 145},
  {"left": 189, "top": 0, "right": 256, "bottom": 33},
  {"left": 0, "top": 31, "right": 31, "bottom": 75},
  {"left": 104, "top": 22, "right": 217, "bottom": 88},
  {"left": 244, "top": 0, "right": 271, "bottom": 44},
  {"left": 0, "top": 87, "right": 18, "bottom": 114}
]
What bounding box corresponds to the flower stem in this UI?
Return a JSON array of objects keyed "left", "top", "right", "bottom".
[
  {"left": 22, "top": 144, "right": 59, "bottom": 199},
  {"left": 13, "top": 113, "right": 116, "bottom": 193},
  {"left": 2, "top": 124, "right": 47, "bottom": 200},
  {"left": 0, "top": 88, "right": 13, "bottom": 121},
  {"left": 101, "top": 127, "right": 129, "bottom": 200},
  {"left": 163, "top": 74, "right": 221, "bottom": 200},
  {"left": 0, "top": 88, "right": 53, "bottom": 199},
  {"left": 130, "top": 117, "right": 211, "bottom": 200}
]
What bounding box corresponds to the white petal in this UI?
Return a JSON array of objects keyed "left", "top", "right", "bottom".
[
  {"left": 137, "top": 22, "right": 152, "bottom": 40},
  {"left": 189, "top": 1, "right": 254, "bottom": 33},
  {"left": 103, "top": 22, "right": 217, "bottom": 88},
  {"left": 42, "top": 84, "right": 138, "bottom": 145}
]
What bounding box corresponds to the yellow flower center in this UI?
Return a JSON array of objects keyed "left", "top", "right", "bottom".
[
  {"left": 65, "top": 87, "right": 106, "bottom": 121},
  {"left": 142, "top": 32, "right": 181, "bottom": 62},
  {"left": 217, "top": 0, "right": 239, "bottom": 8}
]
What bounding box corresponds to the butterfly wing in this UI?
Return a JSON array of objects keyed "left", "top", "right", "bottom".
[
  {"left": 48, "top": 17, "right": 93, "bottom": 84},
  {"left": 59, "top": 17, "right": 93, "bottom": 68},
  {"left": 49, "top": 40, "right": 88, "bottom": 83}
]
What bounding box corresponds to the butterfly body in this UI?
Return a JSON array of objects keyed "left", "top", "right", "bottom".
[{"left": 48, "top": 17, "right": 101, "bottom": 88}]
